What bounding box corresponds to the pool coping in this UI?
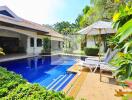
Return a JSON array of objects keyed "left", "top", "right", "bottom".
[
  {"left": 0, "top": 53, "right": 61, "bottom": 63},
  {"left": 63, "top": 63, "right": 81, "bottom": 92},
  {"left": 0, "top": 52, "right": 99, "bottom": 63},
  {"left": 63, "top": 63, "right": 88, "bottom": 98}
]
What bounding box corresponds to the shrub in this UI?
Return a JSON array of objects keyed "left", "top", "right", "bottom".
[
  {"left": 84, "top": 47, "right": 99, "bottom": 56},
  {"left": 0, "top": 67, "right": 73, "bottom": 100},
  {"left": 63, "top": 48, "right": 73, "bottom": 53},
  {"left": 110, "top": 53, "right": 132, "bottom": 80},
  {"left": 42, "top": 37, "right": 51, "bottom": 53}
]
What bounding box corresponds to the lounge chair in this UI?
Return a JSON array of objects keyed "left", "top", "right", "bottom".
[
  {"left": 83, "top": 59, "right": 99, "bottom": 72},
  {"left": 99, "top": 49, "right": 119, "bottom": 81},
  {"left": 77, "top": 48, "right": 112, "bottom": 72},
  {"left": 77, "top": 49, "right": 119, "bottom": 80}
]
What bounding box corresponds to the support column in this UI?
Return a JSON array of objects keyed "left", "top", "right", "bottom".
[
  {"left": 26, "top": 37, "right": 30, "bottom": 54},
  {"left": 33, "top": 37, "right": 37, "bottom": 55}
]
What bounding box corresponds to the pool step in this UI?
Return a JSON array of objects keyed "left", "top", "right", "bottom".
[
  {"left": 48, "top": 74, "right": 67, "bottom": 90},
  {"left": 55, "top": 74, "right": 73, "bottom": 91},
  {"left": 47, "top": 73, "right": 75, "bottom": 91},
  {"left": 46, "top": 75, "right": 63, "bottom": 89}
]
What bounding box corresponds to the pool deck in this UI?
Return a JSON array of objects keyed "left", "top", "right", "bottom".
[
  {"left": 65, "top": 63, "right": 122, "bottom": 100},
  {"left": 64, "top": 63, "right": 89, "bottom": 97},
  {"left": 76, "top": 72, "right": 122, "bottom": 100},
  {"left": 0, "top": 53, "right": 101, "bottom": 63},
  {"left": 0, "top": 53, "right": 61, "bottom": 62},
  {"left": 0, "top": 54, "right": 35, "bottom": 62}
]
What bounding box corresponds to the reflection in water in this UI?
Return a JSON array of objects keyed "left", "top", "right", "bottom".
[
  {"left": 0, "top": 55, "right": 85, "bottom": 84},
  {"left": 27, "top": 57, "right": 44, "bottom": 69}
]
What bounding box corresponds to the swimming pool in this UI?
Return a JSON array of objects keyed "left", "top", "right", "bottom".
[{"left": 0, "top": 55, "right": 82, "bottom": 91}]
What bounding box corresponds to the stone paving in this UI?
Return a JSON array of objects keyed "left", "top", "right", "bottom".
[{"left": 76, "top": 72, "right": 122, "bottom": 100}]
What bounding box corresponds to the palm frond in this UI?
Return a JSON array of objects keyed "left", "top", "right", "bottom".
[
  {"left": 123, "top": 40, "right": 132, "bottom": 53},
  {"left": 115, "top": 19, "right": 132, "bottom": 43}
]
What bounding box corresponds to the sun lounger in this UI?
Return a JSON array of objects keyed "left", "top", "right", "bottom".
[
  {"left": 77, "top": 59, "right": 99, "bottom": 72},
  {"left": 98, "top": 49, "right": 119, "bottom": 81},
  {"left": 77, "top": 49, "right": 119, "bottom": 81}
]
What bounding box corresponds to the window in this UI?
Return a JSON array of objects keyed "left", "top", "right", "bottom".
[
  {"left": 37, "top": 39, "right": 42, "bottom": 47},
  {"left": 0, "top": 10, "right": 14, "bottom": 18},
  {"left": 58, "top": 41, "right": 61, "bottom": 48},
  {"left": 63, "top": 42, "right": 64, "bottom": 48},
  {"left": 30, "top": 38, "right": 34, "bottom": 47}
]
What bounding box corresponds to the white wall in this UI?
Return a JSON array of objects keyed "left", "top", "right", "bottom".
[
  {"left": 51, "top": 40, "right": 58, "bottom": 50},
  {"left": 26, "top": 36, "right": 43, "bottom": 55},
  {"left": 86, "top": 36, "right": 96, "bottom": 47},
  {"left": 86, "top": 35, "right": 105, "bottom": 53},
  {"left": 70, "top": 35, "right": 81, "bottom": 51}
]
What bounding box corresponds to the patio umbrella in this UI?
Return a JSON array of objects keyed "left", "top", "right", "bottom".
[{"left": 78, "top": 21, "right": 116, "bottom": 62}]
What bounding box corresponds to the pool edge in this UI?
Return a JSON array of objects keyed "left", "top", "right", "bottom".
[{"left": 63, "top": 63, "right": 88, "bottom": 98}]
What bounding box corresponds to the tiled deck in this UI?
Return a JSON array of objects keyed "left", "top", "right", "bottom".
[
  {"left": 64, "top": 64, "right": 89, "bottom": 97},
  {"left": 0, "top": 54, "right": 37, "bottom": 62},
  {"left": 65, "top": 63, "right": 122, "bottom": 100},
  {"left": 0, "top": 53, "right": 60, "bottom": 62},
  {"left": 76, "top": 72, "right": 122, "bottom": 100}
]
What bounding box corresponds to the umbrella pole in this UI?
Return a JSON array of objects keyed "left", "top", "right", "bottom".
[
  {"left": 99, "top": 28, "right": 102, "bottom": 82},
  {"left": 98, "top": 28, "right": 101, "bottom": 62}
]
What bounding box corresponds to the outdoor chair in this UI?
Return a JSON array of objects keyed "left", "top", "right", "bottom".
[
  {"left": 77, "top": 48, "right": 112, "bottom": 72},
  {"left": 77, "top": 48, "right": 119, "bottom": 81},
  {"left": 99, "top": 49, "right": 119, "bottom": 81},
  {"left": 77, "top": 59, "right": 99, "bottom": 72}
]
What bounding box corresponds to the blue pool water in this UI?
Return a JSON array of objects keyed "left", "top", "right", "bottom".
[{"left": 0, "top": 55, "right": 82, "bottom": 91}]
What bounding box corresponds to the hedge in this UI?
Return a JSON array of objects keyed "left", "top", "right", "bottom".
[
  {"left": 0, "top": 67, "right": 73, "bottom": 100},
  {"left": 84, "top": 47, "right": 99, "bottom": 56}
]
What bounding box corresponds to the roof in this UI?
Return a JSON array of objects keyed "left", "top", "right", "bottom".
[
  {"left": 42, "top": 25, "right": 63, "bottom": 38},
  {"left": 0, "top": 6, "right": 63, "bottom": 39},
  {"left": 78, "top": 21, "right": 116, "bottom": 35}
]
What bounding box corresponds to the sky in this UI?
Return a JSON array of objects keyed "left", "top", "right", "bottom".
[{"left": 0, "top": 0, "right": 90, "bottom": 25}]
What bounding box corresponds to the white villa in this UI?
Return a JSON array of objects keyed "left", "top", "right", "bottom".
[{"left": 0, "top": 6, "right": 63, "bottom": 55}]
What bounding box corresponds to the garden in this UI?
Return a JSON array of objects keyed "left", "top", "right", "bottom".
[{"left": 0, "top": 67, "right": 73, "bottom": 99}]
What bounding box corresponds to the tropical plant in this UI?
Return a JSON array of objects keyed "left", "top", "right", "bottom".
[
  {"left": 0, "top": 48, "right": 5, "bottom": 55},
  {"left": 90, "top": 0, "right": 118, "bottom": 21},
  {"left": 75, "top": 6, "right": 92, "bottom": 28},
  {"left": 122, "top": 94, "right": 132, "bottom": 100},
  {"left": 0, "top": 67, "right": 73, "bottom": 99},
  {"left": 53, "top": 21, "right": 78, "bottom": 35},
  {"left": 111, "top": 53, "right": 132, "bottom": 80},
  {"left": 42, "top": 37, "right": 51, "bottom": 53},
  {"left": 115, "top": 80, "right": 132, "bottom": 99},
  {"left": 112, "top": 2, "right": 132, "bottom": 53},
  {"left": 108, "top": 0, "right": 132, "bottom": 82}
]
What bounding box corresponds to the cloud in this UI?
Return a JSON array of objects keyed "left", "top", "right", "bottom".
[{"left": 0, "top": 0, "right": 66, "bottom": 24}]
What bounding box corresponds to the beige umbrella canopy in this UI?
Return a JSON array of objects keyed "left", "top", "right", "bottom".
[
  {"left": 78, "top": 21, "right": 116, "bottom": 61},
  {"left": 78, "top": 21, "right": 116, "bottom": 35}
]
